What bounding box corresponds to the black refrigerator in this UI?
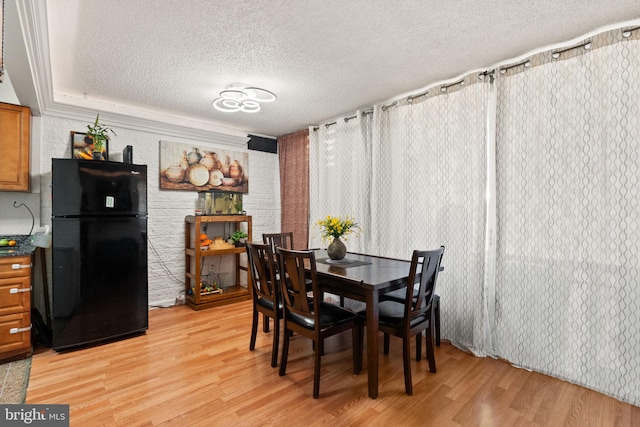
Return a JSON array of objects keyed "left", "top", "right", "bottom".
[{"left": 51, "top": 158, "right": 148, "bottom": 351}]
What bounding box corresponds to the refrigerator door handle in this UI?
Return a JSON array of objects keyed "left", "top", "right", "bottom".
[{"left": 12, "top": 263, "right": 33, "bottom": 270}]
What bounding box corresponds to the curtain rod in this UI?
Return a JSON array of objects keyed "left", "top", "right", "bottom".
[
  {"left": 499, "top": 59, "right": 531, "bottom": 74},
  {"left": 407, "top": 89, "right": 429, "bottom": 103},
  {"left": 622, "top": 25, "right": 640, "bottom": 37},
  {"left": 439, "top": 79, "right": 465, "bottom": 93},
  {"left": 313, "top": 109, "right": 374, "bottom": 130},
  {"left": 312, "top": 24, "right": 640, "bottom": 132},
  {"left": 551, "top": 40, "right": 592, "bottom": 59},
  {"left": 501, "top": 38, "right": 597, "bottom": 73},
  {"left": 313, "top": 68, "right": 495, "bottom": 129}
]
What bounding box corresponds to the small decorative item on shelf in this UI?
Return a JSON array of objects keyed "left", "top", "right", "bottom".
[
  {"left": 199, "top": 272, "right": 224, "bottom": 295},
  {"left": 316, "top": 215, "right": 362, "bottom": 260},
  {"left": 191, "top": 283, "right": 223, "bottom": 295},
  {"left": 230, "top": 230, "right": 248, "bottom": 247},
  {"left": 199, "top": 233, "right": 213, "bottom": 249},
  {"left": 200, "top": 283, "right": 223, "bottom": 295},
  {"left": 211, "top": 236, "right": 235, "bottom": 249},
  {"left": 85, "top": 113, "right": 116, "bottom": 161}
]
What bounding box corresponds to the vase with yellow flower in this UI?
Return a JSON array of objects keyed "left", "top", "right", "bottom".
[{"left": 316, "top": 215, "right": 361, "bottom": 260}]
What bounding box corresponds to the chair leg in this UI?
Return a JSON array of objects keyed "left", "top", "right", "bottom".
[
  {"left": 416, "top": 332, "right": 422, "bottom": 361},
  {"left": 279, "top": 326, "right": 291, "bottom": 377},
  {"left": 271, "top": 317, "right": 280, "bottom": 368},
  {"left": 384, "top": 333, "right": 390, "bottom": 355},
  {"left": 250, "top": 307, "right": 259, "bottom": 351},
  {"left": 426, "top": 324, "right": 436, "bottom": 373},
  {"left": 263, "top": 313, "right": 270, "bottom": 333},
  {"left": 434, "top": 296, "right": 441, "bottom": 346},
  {"left": 403, "top": 336, "right": 413, "bottom": 396},
  {"left": 313, "top": 340, "right": 322, "bottom": 398}
]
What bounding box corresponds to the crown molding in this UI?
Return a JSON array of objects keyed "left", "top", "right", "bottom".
[
  {"left": 45, "top": 97, "right": 250, "bottom": 147},
  {"left": 17, "top": 0, "right": 249, "bottom": 148}
]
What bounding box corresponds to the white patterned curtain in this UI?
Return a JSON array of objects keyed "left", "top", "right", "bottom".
[
  {"left": 306, "top": 23, "right": 640, "bottom": 407},
  {"left": 370, "top": 79, "right": 492, "bottom": 355},
  {"left": 494, "top": 29, "right": 640, "bottom": 405},
  {"left": 308, "top": 111, "right": 372, "bottom": 252}
]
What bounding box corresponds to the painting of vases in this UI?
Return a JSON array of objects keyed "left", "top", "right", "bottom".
[{"left": 159, "top": 140, "right": 249, "bottom": 193}]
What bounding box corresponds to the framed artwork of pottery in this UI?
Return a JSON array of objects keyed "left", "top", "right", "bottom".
[{"left": 159, "top": 140, "right": 249, "bottom": 193}]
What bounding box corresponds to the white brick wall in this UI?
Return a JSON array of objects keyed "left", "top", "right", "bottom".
[{"left": 38, "top": 115, "right": 281, "bottom": 307}]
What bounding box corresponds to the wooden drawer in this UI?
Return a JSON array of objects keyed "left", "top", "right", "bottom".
[
  {"left": 0, "top": 255, "right": 32, "bottom": 279},
  {"left": 0, "top": 255, "right": 33, "bottom": 361},
  {"left": 0, "top": 311, "right": 31, "bottom": 359},
  {"left": 0, "top": 275, "right": 31, "bottom": 316}
]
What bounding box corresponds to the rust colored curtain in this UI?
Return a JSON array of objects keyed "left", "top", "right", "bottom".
[{"left": 277, "top": 129, "right": 309, "bottom": 249}]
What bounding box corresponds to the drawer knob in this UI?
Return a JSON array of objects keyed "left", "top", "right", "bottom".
[{"left": 10, "top": 325, "right": 32, "bottom": 334}]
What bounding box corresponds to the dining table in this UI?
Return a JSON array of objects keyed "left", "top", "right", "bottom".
[{"left": 311, "top": 249, "right": 415, "bottom": 399}]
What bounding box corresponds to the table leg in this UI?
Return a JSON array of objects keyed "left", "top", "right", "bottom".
[{"left": 366, "top": 290, "right": 379, "bottom": 398}]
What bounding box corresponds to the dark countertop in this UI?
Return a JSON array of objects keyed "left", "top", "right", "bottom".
[{"left": 0, "top": 235, "right": 37, "bottom": 257}]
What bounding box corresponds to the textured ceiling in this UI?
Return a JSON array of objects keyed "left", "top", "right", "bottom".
[{"left": 44, "top": 0, "right": 640, "bottom": 138}]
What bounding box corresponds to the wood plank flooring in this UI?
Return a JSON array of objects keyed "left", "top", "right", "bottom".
[{"left": 26, "top": 301, "right": 639, "bottom": 426}]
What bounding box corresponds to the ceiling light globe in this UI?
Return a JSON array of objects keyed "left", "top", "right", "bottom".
[
  {"left": 220, "top": 89, "right": 249, "bottom": 101},
  {"left": 240, "top": 100, "right": 261, "bottom": 113},
  {"left": 244, "top": 87, "right": 277, "bottom": 103},
  {"left": 213, "top": 98, "right": 241, "bottom": 112}
]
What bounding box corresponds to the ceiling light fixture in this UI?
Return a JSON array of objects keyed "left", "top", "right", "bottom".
[{"left": 212, "top": 84, "right": 276, "bottom": 113}]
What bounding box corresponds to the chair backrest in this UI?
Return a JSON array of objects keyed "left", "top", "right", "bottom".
[
  {"left": 246, "top": 241, "right": 279, "bottom": 302},
  {"left": 263, "top": 232, "right": 294, "bottom": 252},
  {"left": 405, "top": 246, "right": 445, "bottom": 323},
  {"left": 276, "top": 247, "right": 317, "bottom": 323}
]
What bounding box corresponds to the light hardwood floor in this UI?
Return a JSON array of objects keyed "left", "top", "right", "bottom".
[{"left": 27, "top": 301, "right": 639, "bottom": 426}]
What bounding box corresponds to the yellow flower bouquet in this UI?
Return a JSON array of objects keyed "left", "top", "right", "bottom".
[
  {"left": 316, "top": 215, "right": 361, "bottom": 241},
  {"left": 316, "top": 215, "right": 361, "bottom": 260}
]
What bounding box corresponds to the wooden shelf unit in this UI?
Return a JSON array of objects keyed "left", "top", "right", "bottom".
[{"left": 184, "top": 215, "right": 252, "bottom": 310}]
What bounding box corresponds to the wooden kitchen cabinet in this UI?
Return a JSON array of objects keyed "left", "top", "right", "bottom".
[
  {"left": 0, "top": 103, "right": 31, "bottom": 192},
  {"left": 0, "top": 255, "right": 33, "bottom": 361},
  {"left": 184, "top": 215, "right": 252, "bottom": 310}
]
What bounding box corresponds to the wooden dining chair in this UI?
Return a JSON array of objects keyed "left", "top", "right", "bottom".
[
  {"left": 358, "top": 246, "right": 445, "bottom": 395},
  {"left": 381, "top": 290, "right": 442, "bottom": 346},
  {"left": 276, "top": 247, "right": 362, "bottom": 398},
  {"left": 246, "top": 242, "right": 282, "bottom": 368},
  {"left": 266, "top": 232, "right": 315, "bottom": 292},
  {"left": 263, "top": 232, "right": 294, "bottom": 251}
]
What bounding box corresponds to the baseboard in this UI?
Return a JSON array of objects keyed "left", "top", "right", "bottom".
[{"left": 149, "top": 299, "right": 182, "bottom": 309}]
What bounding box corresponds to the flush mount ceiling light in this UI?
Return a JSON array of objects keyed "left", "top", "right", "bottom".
[{"left": 212, "top": 84, "right": 277, "bottom": 113}]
